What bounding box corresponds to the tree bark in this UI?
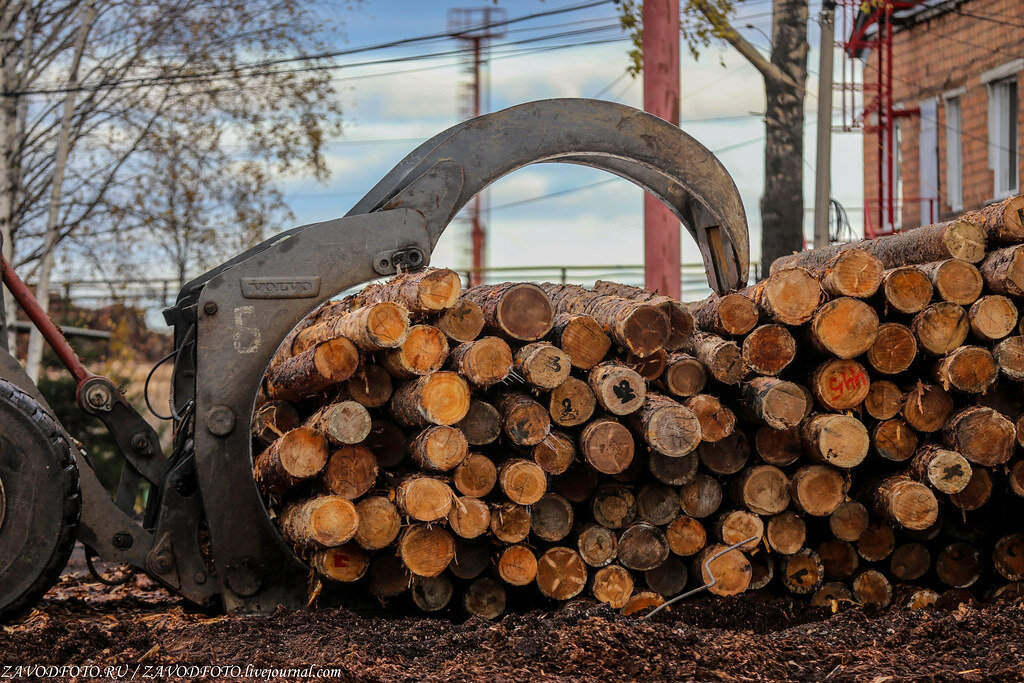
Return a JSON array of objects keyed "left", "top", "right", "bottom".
[
  {"left": 353, "top": 267, "right": 461, "bottom": 313},
  {"left": 463, "top": 282, "right": 554, "bottom": 341},
  {"left": 689, "top": 292, "right": 759, "bottom": 336}
]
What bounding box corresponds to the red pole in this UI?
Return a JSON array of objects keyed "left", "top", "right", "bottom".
[
  {"left": 470, "top": 37, "right": 485, "bottom": 287},
  {"left": 642, "top": 0, "right": 681, "bottom": 298}
]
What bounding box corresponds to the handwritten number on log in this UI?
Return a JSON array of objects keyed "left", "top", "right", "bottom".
[{"left": 613, "top": 380, "right": 637, "bottom": 404}]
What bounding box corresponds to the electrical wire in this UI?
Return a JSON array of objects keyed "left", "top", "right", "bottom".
[{"left": 144, "top": 346, "right": 181, "bottom": 420}]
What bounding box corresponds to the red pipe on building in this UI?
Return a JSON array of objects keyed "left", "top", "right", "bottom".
[{"left": 642, "top": 0, "right": 681, "bottom": 298}]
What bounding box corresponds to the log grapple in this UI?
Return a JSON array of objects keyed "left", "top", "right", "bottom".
[{"left": 0, "top": 98, "right": 748, "bottom": 617}]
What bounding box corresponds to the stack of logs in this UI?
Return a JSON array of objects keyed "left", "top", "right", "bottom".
[{"left": 253, "top": 194, "right": 1024, "bottom": 618}]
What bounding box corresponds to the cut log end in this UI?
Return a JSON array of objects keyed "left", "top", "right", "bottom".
[{"left": 536, "top": 547, "right": 588, "bottom": 600}]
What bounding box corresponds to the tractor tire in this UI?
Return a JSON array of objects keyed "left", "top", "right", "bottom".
[{"left": 0, "top": 379, "right": 80, "bottom": 621}]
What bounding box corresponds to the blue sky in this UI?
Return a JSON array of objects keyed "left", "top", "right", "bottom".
[{"left": 280, "top": 0, "right": 864, "bottom": 293}]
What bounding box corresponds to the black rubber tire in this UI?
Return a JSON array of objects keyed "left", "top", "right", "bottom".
[{"left": 0, "top": 379, "right": 80, "bottom": 621}]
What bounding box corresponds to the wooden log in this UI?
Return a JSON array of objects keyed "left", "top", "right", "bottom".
[
  {"left": 265, "top": 338, "right": 360, "bottom": 402},
  {"left": 683, "top": 393, "right": 737, "bottom": 444},
  {"left": 540, "top": 283, "right": 670, "bottom": 356},
  {"left": 961, "top": 195, "right": 1024, "bottom": 242},
  {"left": 279, "top": 496, "right": 359, "bottom": 550},
  {"left": 908, "top": 444, "right": 972, "bottom": 494},
  {"left": 592, "top": 485, "right": 638, "bottom": 529},
  {"left": 253, "top": 427, "right": 329, "bottom": 495},
  {"left": 732, "top": 465, "right": 790, "bottom": 516},
  {"left": 311, "top": 543, "right": 369, "bottom": 584},
  {"left": 661, "top": 353, "right": 708, "bottom": 397},
  {"left": 912, "top": 302, "right": 970, "bottom": 356},
  {"left": 933, "top": 346, "right": 998, "bottom": 393},
  {"left": 389, "top": 372, "right": 471, "bottom": 427},
  {"left": 698, "top": 431, "right": 750, "bottom": 476},
  {"left": 902, "top": 382, "right": 954, "bottom": 433},
  {"left": 765, "top": 511, "right": 806, "bottom": 555},
  {"left": 695, "top": 544, "right": 751, "bottom": 596},
  {"left": 497, "top": 544, "right": 538, "bottom": 586},
  {"left": 870, "top": 476, "right": 939, "bottom": 531},
  {"left": 754, "top": 427, "right": 802, "bottom": 466},
  {"left": 980, "top": 244, "right": 1024, "bottom": 297},
  {"left": 434, "top": 299, "right": 485, "bottom": 344},
  {"left": 624, "top": 348, "right": 668, "bottom": 381},
  {"left": 550, "top": 313, "right": 611, "bottom": 370},
  {"left": 666, "top": 516, "right": 707, "bottom": 557},
  {"left": 620, "top": 592, "right": 665, "bottom": 616},
  {"left": 741, "top": 324, "right": 796, "bottom": 376},
  {"left": 740, "top": 267, "right": 822, "bottom": 325},
  {"left": 344, "top": 364, "right": 393, "bottom": 409},
  {"left": 411, "top": 575, "right": 454, "bottom": 612},
  {"left": 810, "top": 582, "right": 854, "bottom": 608},
  {"left": 879, "top": 266, "right": 933, "bottom": 314},
  {"left": 808, "top": 297, "right": 879, "bottom": 359},
  {"left": 626, "top": 393, "right": 702, "bottom": 457},
  {"left": 588, "top": 362, "right": 647, "bottom": 415},
  {"left": 943, "top": 405, "right": 1015, "bottom": 466},
  {"left": 747, "top": 553, "right": 775, "bottom": 591},
  {"left": 577, "top": 523, "right": 619, "bottom": 567},
  {"left": 856, "top": 520, "right": 895, "bottom": 562},
  {"left": 679, "top": 474, "right": 724, "bottom": 519},
  {"left": 829, "top": 500, "right": 869, "bottom": 542},
  {"left": 801, "top": 413, "right": 869, "bottom": 469},
  {"left": 252, "top": 401, "right": 300, "bottom": 444},
  {"left": 789, "top": 465, "right": 847, "bottom": 516},
  {"left": 398, "top": 525, "right": 456, "bottom": 578},
  {"left": 495, "top": 391, "right": 551, "bottom": 447},
  {"left": 530, "top": 493, "right": 575, "bottom": 542},
  {"left": 895, "top": 587, "right": 939, "bottom": 610},
  {"left": 447, "top": 336, "right": 513, "bottom": 387},
  {"left": 867, "top": 323, "right": 918, "bottom": 375},
  {"left": 553, "top": 463, "right": 599, "bottom": 503},
  {"left": 618, "top": 523, "right": 671, "bottom": 571},
  {"left": 689, "top": 292, "right": 759, "bottom": 336},
  {"left": 864, "top": 380, "right": 903, "bottom": 421},
  {"left": 396, "top": 476, "right": 455, "bottom": 522},
  {"left": 579, "top": 416, "right": 635, "bottom": 474},
  {"left": 890, "top": 542, "right": 931, "bottom": 582},
  {"left": 463, "top": 578, "right": 506, "bottom": 620},
  {"left": 994, "top": 336, "right": 1024, "bottom": 381},
  {"left": 497, "top": 458, "right": 547, "bottom": 505},
  {"left": 993, "top": 534, "right": 1024, "bottom": 581},
  {"left": 376, "top": 327, "right": 448, "bottom": 383},
  {"left": 489, "top": 503, "right": 531, "bottom": 543},
  {"left": 645, "top": 557, "right": 690, "bottom": 597},
  {"left": 919, "top": 259, "right": 984, "bottom": 305},
  {"left": 969, "top": 295, "right": 1018, "bottom": 342},
  {"left": 363, "top": 420, "right": 405, "bottom": 468},
  {"left": 536, "top": 547, "right": 589, "bottom": 600},
  {"left": 810, "top": 359, "right": 870, "bottom": 411},
  {"left": 455, "top": 399, "right": 501, "bottom": 446},
  {"left": 680, "top": 332, "right": 747, "bottom": 385},
  {"left": 797, "top": 248, "right": 885, "bottom": 298},
  {"left": 304, "top": 401, "right": 372, "bottom": 446},
  {"left": 592, "top": 280, "right": 695, "bottom": 350},
  {"left": 532, "top": 431, "right": 575, "bottom": 475},
  {"left": 324, "top": 446, "right": 378, "bottom": 500},
  {"left": 772, "top": 219, "right": 987, "bottom": 271},
  {"left": 648, "top": 450, "right": 699, "bottom": 486},
  {"left": 514, "top": 342, "right": 571, "bottom": 389},
  {"left": 635, "top": 484, "right": 680, "bottom": 526},
  {"left": 936, "top": 543, "right": 982, "bottom": 588},
  {"left": 463, "top": 282, "right": 554, "bottom": 342},
  {"left": 741, "top": 378, "right": 807, "bottom": 430},
  {"left": 295, "top": 302, "right": 409, "bottom": 353},
  {"left": 547, "top": 377, "right": 597, "bottom": 427},
  {"left": 353, "top": 496, "right": 401, "bottom": 551},
  {"left": 353, "top": 267, "right": 461, "bottom": 313},
  {"left": 369, "top": 555, "right": 412, "bottom": 598},
  {"left": 779, "top": 549, "right": 825, "bottom": 595},
  {"left": 1010, "top": 460, "right": 1024, "bottom": 498},
  {"left": 949, "top": 467, "right": 993, "bottom": 511},
  {"left": 852, "top": 569, "right": 892, "bottom": 608},
  {"left": 713, "top": 510, "right": 763, "bottom": 551},
  {"left": 448, "top": 496, "right": 491, "bottom": 539},
  {"left": 935, "top": 588, "right": 975, "bottom": 609},
  {"left": 452, "top": 453, "right": 497, "bottom": 498}
]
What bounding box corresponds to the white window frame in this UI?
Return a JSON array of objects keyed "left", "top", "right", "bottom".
[
  {"left": 943, "top": 93, "right": 964, "bottom": 211},
  {"left": 984, "top": 64, "right": 1020, "bottom": 200}
]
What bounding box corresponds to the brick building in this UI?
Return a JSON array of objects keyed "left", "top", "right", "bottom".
[{"left": 859, "top": 0, "right": 1021, "bottom": 234}]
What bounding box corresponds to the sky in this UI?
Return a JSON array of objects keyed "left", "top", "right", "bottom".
[{"left": 275, "top": 0, "right": 865, "bottom": 296}]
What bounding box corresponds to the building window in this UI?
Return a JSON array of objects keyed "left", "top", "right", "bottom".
[
  {"left": 989, "top": 77, "right": 1019, "bottom": 198},
  {"left": 945, "top": 97, "right": 963, "bottom": 211}
]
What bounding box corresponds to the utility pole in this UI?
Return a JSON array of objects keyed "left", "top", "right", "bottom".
[
  {"left": 449, "top": 7, "right": 505, "bottom": 287},
  {"left": 642, "top": 0, "right": 681, "bottom": 298},
  {"left": 813, "top": 0, "right": 836, "bottom": 248}
]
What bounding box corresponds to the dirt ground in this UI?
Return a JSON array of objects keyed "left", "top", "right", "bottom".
[{"left": 2, "top": 555, "right": 1023, "bottom": 682}]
